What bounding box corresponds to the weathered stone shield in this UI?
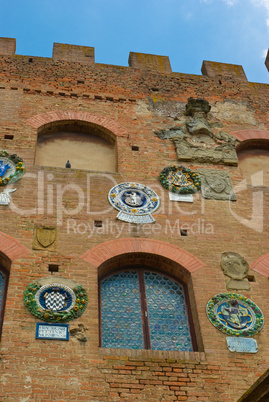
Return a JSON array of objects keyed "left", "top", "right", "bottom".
[
  {"left": 205, "top": 174, "right": 227, "bottom": 193},
  {"left": 36, "top": 227, "right": 56, "bottom": 248}
]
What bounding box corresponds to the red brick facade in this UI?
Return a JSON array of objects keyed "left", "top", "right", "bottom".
[{"left": 0, "top": 38, "right": 268, "bottom": 401}]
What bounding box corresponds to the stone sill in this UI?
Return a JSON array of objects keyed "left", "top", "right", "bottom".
[{"left": 99, "top": 347, "right": 206, "bottom": 362}]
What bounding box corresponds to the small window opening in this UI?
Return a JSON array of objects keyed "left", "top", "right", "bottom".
[
  {"left": 132, "top": 146, "right": 139, "bottom": 151},
  {"left": 77, "top": 80, "right": 84, "bottom": 84},
  {"left": 106, "top": 97, "right": 114, "bottom": 102},
  {"left": 151, "top": 87, "right": 159, "bottom": 91},
  {"left": 180, "top": 229, "right": 188, "bottom": 236},
  {"left": 48, "top": 264, "right": 59, "bottom": 273},
  {"left": 94, "top": 220, "right": 103, "bottom": 228},
  {"left": 247, "top": 275, "right": 256, "bottom": 282},
  {"left": 4, "top": 135, "right": 14, "bottom": 140},
  {"left": 29, "top": 58, "right": 33, "bottom": 63},
  {"left": 94, "top": 95, "right": 102, "bottom": 100}
]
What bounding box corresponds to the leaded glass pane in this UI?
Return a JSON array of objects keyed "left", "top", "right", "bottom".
[
  {"left": 0, "top": 271, "right": 5, "bottom": 309},
  {"left": 101, "top": 271, "right": 144, "bottom": 349},
  {"left": 144, "top": 272, "right": 192, "bottom": 351}
]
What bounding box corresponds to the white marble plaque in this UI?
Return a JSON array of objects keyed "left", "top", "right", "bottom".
[
  {"left": 226, "top": 337, "right": 258, "bottom": 353},
  {"left": 117, "top": 211, "right": 155, "bottom": 223},
  {"left": 36, "top": 323, "right": 69, "bottom": 340},
  {"left": 169, "top": 192, "right": 193, "bottom": 202}
]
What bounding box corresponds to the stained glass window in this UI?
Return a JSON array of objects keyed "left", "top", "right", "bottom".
[
  {"left": 0, "top": 271, "right": 5, "bottom": 308},
  {"left": 100, "top": 269, "right": 194, "bottom": 351},
  {"left": 0, "top": 267, "right": 9, "bottom": 339}
]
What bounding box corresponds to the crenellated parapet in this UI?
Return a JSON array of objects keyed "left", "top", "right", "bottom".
[{"left": 1, "top": 37, "right": 267, "bottom": 84}]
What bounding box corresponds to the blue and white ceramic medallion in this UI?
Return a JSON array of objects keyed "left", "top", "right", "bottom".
[
  {"left": 108, "top": 182, "right": 160, "bottom": 223},
  {"left": 35, "top": 283, "right": 76, "bottom": 312}
]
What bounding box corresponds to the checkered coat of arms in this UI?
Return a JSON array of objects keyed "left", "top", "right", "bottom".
[{"left": 44, "top": 288, "right": 68, "bottom": 311}]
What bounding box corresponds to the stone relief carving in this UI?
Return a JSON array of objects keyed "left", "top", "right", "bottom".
[
  {"left": 70, "top": 324, "right": 88, "bottom": 343},
  {"left": 32, "top": 225, "right": 58, "bottom": 251},
  {"left": 155, "top": 98, "right": 238, "bottom": 166},
  {"left": 198, "top": 169, "right": 236, "bottom": 201},
  {"left": 220, "top": 252, "right": 250, "bottom": 291}
]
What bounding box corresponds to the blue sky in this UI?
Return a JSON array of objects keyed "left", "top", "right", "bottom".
[{"left": 0, "top": 0, "right": 268, "bottom": 83}]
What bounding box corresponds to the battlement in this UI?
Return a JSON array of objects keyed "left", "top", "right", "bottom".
[
  {"left": 0, "top": 37, "right": 268, "bottom": 83},
  {"left": 0, "top": 37, "right": 16, "bottom": 56},
  {"left": 52, "top": 43, "right": 95, "bottom": 64}
]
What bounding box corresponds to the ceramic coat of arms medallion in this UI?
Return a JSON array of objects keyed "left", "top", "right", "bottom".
[
  {"left": 108, "top": 182, "right": 160, "bottom": 223},
  {"left": 159, "top": 165, "right": 201, "bottom": 195},
  {"left": 24, "top": 278, "right": 88, "bottom": 323},
  {"left": 0, "top": 151, "right": 25, "bottom": 186},
  {"left": 206, "top": 293, "right": 264, "bottom": 337},
  {"left": 32, "top": 226, "right": 58, "bottom": 251}
]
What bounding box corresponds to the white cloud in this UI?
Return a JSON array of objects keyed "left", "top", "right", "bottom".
[
  {"left": 262, "top": 49, "right": 268, "bottom": 58},
  {"left": 251, "top": 0, "right": 269, "bottom": 25},
  {"left": 222, "top": 0, "right": 237, "bottom": 5},
  {"left": 201, "top": 0, "right": 238, "bottom": 4},
  {"left": 201, "top": 0, "right": 269, "bottom": 26}
]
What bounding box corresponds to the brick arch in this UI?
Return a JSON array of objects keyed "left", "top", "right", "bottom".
[
  {"left": 250, "top": 254, "right": 269, "bottom": 278},
  {"left": 81, "top": 238, "right": 206, "bottom": 273},
  {"left": 232, "top": 129, "right": 269, "bottom": 144},
  {"left": 0, "top": 231, "right": 30, "bottom": 262},
  {"left": 26, "top": 111, "right": 128, "bottom": 138}
]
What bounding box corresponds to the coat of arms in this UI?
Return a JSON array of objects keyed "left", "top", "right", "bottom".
[
  {"left": 159, "top": 165, "right": 201, "bottom": 194},
  {"left": 0, "top": 151, "right": 25, "bottom": 186},
  {"left": 206, "top": 293, "right": 264, "bottom": 337},
  {"left": 108, "top": 182, "right": 160, "bottom": 223},
  {"left": 24, "top": 279, "right": 88, "bottom": 323},
  {"left": 33, "top": 226, "right": 58, "bottom": 251}
]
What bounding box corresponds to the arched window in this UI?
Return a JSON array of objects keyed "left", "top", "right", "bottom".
[
  {"left": 100, "top": 268, "right": 195, "bottom": 351},
  {"left": 0, "top": 265, "right": 9, "bottom": 338},
  {"left": 35, "top": 120, "right": 117, "bottom": 172}
]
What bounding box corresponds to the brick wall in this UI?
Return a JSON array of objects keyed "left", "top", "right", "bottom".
[{"left": 0, "top": 39, "right": 268, "bottom": 401}]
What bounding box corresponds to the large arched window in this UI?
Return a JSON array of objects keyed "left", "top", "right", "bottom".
[
  {"left": 100, "top": 268, "right": 195, "bottom": 351},
  {"left": 0, "top": 265, "right": 9, "bottom": 338}
]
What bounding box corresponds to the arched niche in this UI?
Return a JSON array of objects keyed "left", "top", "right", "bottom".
[
  {"left": 35, "top": 120, "right": 117, "bottom": 172},
  {"left": 237, "top": 139, "right": 269, "bottom": 187}
]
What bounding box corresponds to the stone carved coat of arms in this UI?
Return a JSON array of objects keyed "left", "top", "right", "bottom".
[{"left": 32, "top": 226, "right": 58, "bottom": 251}]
